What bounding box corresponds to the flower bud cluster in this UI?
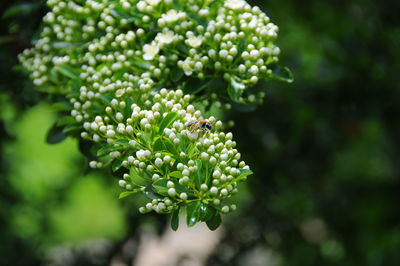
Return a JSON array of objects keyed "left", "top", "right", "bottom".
[
  {"left": 19, "top": 0, "right": 261, "bottom": 228},
  {"left": 20, "top": 0, "right": 286, "bottom": 108}
]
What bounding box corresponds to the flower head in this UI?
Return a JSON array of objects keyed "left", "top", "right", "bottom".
[
  {"left": 225, "top": 0, "right": 247, "bottom": 10},
  {"left": 155, "top": 30, "right": 176, "bottom": 45},
  {"left": 186, "top": 35, "right": 203, "bottom": 48},
  {"left": 143, "top": 43, "right": 160, "bottom": 60}
]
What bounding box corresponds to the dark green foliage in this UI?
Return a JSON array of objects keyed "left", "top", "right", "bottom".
[
  {"left": 1, "top": 0, "right": 400, "bottom": 266},
  {"left": 205, "top": 0, "right": 400, "bottom": 265}
]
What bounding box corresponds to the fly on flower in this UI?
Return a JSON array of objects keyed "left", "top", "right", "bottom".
[{"left": 186, "top": 120, "right": 213, "bottom": 133}]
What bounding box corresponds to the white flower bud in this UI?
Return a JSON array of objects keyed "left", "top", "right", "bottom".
[
  {"left": 182, "top": 169, "right": 190, "bottom": 176},
  {"left": 155, "top": 158, "right": 163, "bottom": 166},
  {"left": 213, "top": 170, "right": 221, "bottom": 178},
  {"left": 210, "top": 187, "right": 218, "bottom": 194},
  {"left": 221, "top": 206, "right": 229, "bottom": 213},
  {"left": 118, "top": 180, "right": 126, "bottom": 187},
  {"left": 179, "top": 192, "right": 188, "bottom": 200},
  {"left": 220, "top": 188, "right": 228, "bottom": 196},
  {"left": 107, "top": 129, "right": 115, "bottom": 137},
  {"left": 129, "top": 140, "right": 137, "bottom": 147},
  {"left": 201, "top": 152, "right": 209, "bottom": 160},
  {"left": 168, "top": 188, "right": 176, "bottom": 196}
]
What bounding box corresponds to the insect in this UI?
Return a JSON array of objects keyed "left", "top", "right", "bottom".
[{"left": 186, "top": 119, "right": 213, "bottom": 133}]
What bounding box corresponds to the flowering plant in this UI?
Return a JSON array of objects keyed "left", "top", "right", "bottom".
[{"left": 19, "top": 0, "right": 291, "bottom": 230}]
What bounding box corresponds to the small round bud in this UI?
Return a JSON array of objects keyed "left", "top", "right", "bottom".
[
  {"left": 210, "top": 187, "right": 218, "bottom": 195},
  {"left": 221, "top": 206, "right": 229, "bottom": 213},
  {"left": 168, "top": 188, "right": 176, "bottom": 196},
  {"left": 179, "top": 192, "right": 188, "bottom": 200}
]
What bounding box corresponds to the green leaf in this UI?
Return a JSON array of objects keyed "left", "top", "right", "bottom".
[
  {"left": 112, "top": 159, "right": 124, "bottom": 172},
  {"left": 152, "top": 179, "right": 169, "bottom": 196},
  {"left": 269, "top": 64, "right": 294, "bottom": 83},
  {"left": 228, "top": 77, "right": 246, "bottom": 101},
  {"left": 62, "top": 124, "right": 82, "bottom": 134},
  {"left": 143, "top": 184, "right": 161, "bottom": 199},
  {"left": 133, "top": 60, "right": 151, "bottom": 70},
  {"left": 98, "top": 95, "right": 111, "bottom": 104},
  {"left": 187, "top": 13, "right": 205, "bottom": 26},
  {"left": 171, "top": 207, "right": 180, "bottom": 231},
  {"left": 169, "top": 171, "right": 183, "bottom": 179},
  {"left": 170, "top": 68, "right": 184, "bottom": 83},
  {"left": 164, "top": 138, "right": 179, "bottom": 157},
  {"left": 206, "top": 213, "right": 222, "bottom": 231},
  {"left": 200, "top": 204, "right": 217, "bottom": 222},
  {"left": 46, "top": 123, "right": 67, "bottom": 144},
  {"left": 2, "top": 3, "right": 40, "bottom": 19},
  {"left": 130, "top": 167, "right": 149, "bottom": 186},
  {"left": 56, "top": 115, "right": 76, "bottom": 126},
  {"left": 194, "top": 159, "right": 205, "bottom": 188},
  {"left": 159, "top": 112, "right": 178, "bottom": 134},
  {"left": 54, "top": 65, "right": 80, "bottom": 80},
  {"left": 236, "top": 168, "right": 253, "bottom": 181},
  {"left": 119, "top": 190, "right": 141, "bottom": 199},
  {"left": 153, "top": 137, "right": 165, "bottom": 151},
  {"left": 111, "top": 7, "right": 132, "bottom": 20},
  {"left": 183, "top": 78, "right": 209, "bottom": 95},
  {"left": 186, "top": 201, "right": 202, "bottom": 227},
  {"left": 114, "top": 139, "right": 130, "bottom": 146},
  {"left": 51, "top": 102, "right": 72, "bottom": 111},
  {"left": 97, "top": 145, "right": 121, "bottom": 156}
]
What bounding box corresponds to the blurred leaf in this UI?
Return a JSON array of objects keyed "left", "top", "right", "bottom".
[
  {"left": 54, "top": 65, "right": 80, "bottom": 80},
  {"left": 46, "top": 123, "right": 67, "bottom": 144},
  {"left": 170, "top": 68, "right": 184, "bottom": 82},
  {"left": 112, "top": 159, "right": 124, "bottom": 172},
  {"left": 2, "top": 3, "right": 41, "bottom": 19},
  {"left": 171, "top": 207, "right": 180, "bottom": 231},
  {"left": 0, "top": 35, "right": 16, "bottom": 44},
  {"left": 228, "top": 77, "right": 245, "bottom": 101},
  {"left": 206, "top": 213, "right": 221, "bottom": 231},
  {"left": 56, "top": 116, "right": 75, "bottom": 127},
  {"left": 183, "top": 78, "right": 205, "bottom": 95},
  {"left": 62, "top": 123, "right": 81, "bottom": 134},
  {"left": 235, "top": 168, "right": 253, "bottom": 181},
  {"left": 186, "top": 201, "right": 202, "bottom": 227},
  {"left": 51, "top": 102, "right": 72, "bottom": 111},
  {"left": 269, "top": 64, "right": 294, "bottom": 83},
  {"left": 111, "top": 7, "right": 132, "bottom": 20},
  {"left": 119, "top": 190, "right": 141, "bottom": 199}
]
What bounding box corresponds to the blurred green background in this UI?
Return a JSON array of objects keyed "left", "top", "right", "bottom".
[{"left": 1, "top": 0, "right": 399, "bottom": 265}]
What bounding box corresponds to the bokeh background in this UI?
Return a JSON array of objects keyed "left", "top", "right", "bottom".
[{"left": 1, "top": 0, "right": 399, "bottom": 265}]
